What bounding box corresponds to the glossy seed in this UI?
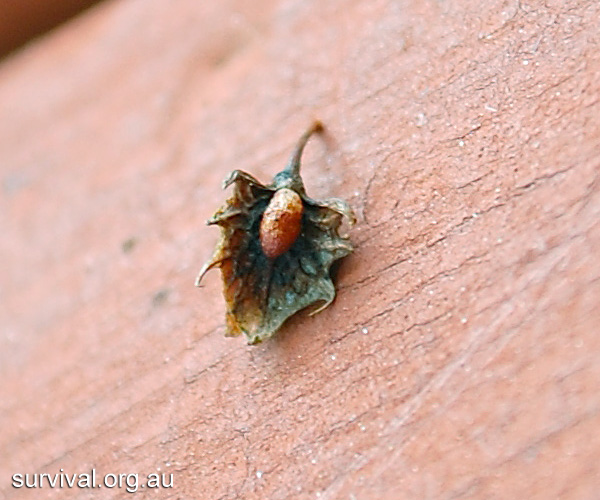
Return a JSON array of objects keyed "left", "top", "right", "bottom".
[{"left": 259, "top": 188, "right": 303, "bottom": 259}]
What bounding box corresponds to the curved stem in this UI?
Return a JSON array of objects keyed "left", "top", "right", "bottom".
[{"left": 284, "top": 120, "right": 324, "bottom": 178}]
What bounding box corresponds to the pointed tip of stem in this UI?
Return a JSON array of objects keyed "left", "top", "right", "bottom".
[{"left": 311, "top": 119, "right": 324, "bottom": 134}]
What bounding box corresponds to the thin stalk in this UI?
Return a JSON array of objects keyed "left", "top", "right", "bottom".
[{"left": 284, "top": 120, "right": 324, "bottom": 177}]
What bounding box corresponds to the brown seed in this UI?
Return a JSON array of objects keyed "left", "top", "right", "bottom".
[{"left": 259, "top": 188, "right": 303, "bottom": 259}]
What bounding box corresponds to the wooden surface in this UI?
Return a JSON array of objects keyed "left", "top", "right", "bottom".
[{"left": 1, "top": 0, "right": 600, "bottom": 499}]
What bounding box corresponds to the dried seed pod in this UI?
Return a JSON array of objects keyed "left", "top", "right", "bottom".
[{"left": 196, "top": 121, "right": 355, "bottom": 344}]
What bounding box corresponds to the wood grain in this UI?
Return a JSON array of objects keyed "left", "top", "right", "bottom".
[{"left": 1, "top": 0, "right": 599, "bottom": 499}]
